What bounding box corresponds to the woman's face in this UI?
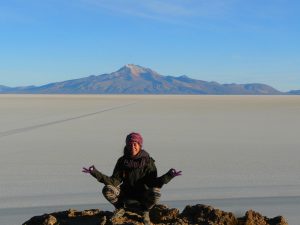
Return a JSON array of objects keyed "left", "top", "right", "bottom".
[{"left": 128, "top": 141, "right": 141, "bottom": 156}]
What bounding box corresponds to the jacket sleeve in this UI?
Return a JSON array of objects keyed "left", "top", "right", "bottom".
[
  {"left": 90, "top": 158, "right": 123, "bottom": 186},
  {"left": 146, "top": 158, "right": 174, "bottom": 188},
  {"left": 156, "top": 170, "right": 174, "bottom": 186}
]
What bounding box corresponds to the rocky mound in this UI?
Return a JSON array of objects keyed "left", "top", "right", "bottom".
[{"left": 22, "top": 204, "right": 288, "bottom": 225}]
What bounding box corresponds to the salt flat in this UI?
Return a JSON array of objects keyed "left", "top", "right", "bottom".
[{"left": 0, "top": 95, "right": 300, "bottom": 224}]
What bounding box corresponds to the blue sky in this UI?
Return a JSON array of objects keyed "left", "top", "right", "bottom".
[{"left": 1, "top": 0, "right": 299, "bottom": 91}]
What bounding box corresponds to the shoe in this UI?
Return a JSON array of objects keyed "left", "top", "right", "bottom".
[
  {"left": 111, "top": 208, "right": 125, "bottom": 220},
  {"left": 142, "top": 211, "right": 151, "bottom": 225}
]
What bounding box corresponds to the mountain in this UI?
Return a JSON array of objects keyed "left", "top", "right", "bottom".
[
  {"left": 0, "top": 64, "right": 284, "bottom": 94},
  {"left": 287, "top": 90, "right": 300, "bottom": 95},
  {"left": 0, "top": 85, "right": 13, "bottom": 92}
]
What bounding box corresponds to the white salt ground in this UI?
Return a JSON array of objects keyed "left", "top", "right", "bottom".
[{"left": 0, "top": 95, "right": 299, "bottom": 225}]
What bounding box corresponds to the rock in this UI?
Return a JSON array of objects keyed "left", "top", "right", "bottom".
[
  {"left": 240, "top": 210, "right": 267, "bottom": 225},
  {"left": 150, "top": 204, "right": 180, "bottom": 223},
  {"left": 238, "top": 210, "right": 289, "bottom": 225},
  {"left": 22, "top": 204, "right": 289, "bottom": 225},
  {"left": 180, "top": 204, "right": 238, "bottom": 225},
  {"left": 99, "top": 216, "right": 107, "bottom": 225},
  {"left": 22, "top": 208, "right": 111, "bottom": 225},
  {"left": 67, "top": 208, "right": 101, "bottom": 217},
  {"left": 267, "top": 216, "right": 289, "bottom": 225},
  {"left": 42, "top": 215, "right": 57, "bottom": 225}
]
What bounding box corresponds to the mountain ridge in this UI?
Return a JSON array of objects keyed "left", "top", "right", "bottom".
[{"left": 0, "top": 64, "right": 296, "bottom": 94}]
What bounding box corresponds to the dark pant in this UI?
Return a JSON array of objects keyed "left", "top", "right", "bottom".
[{"left": 102, "top": 185, "right": 161, "bottom": 210}]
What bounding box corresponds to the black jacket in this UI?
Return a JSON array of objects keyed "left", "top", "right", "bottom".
[{"left": 91, "top": 151, "right": 173, "bottom": 194}]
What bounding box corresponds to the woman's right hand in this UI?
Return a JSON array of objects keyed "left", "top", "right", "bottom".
[
  {"left": 168, "top": 168, "right": 182, "bottom": 178},
  {"left": 82, "top": 165, "right": 95, "bottom": 174}
]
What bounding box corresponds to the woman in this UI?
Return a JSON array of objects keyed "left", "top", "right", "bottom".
[{"left": 83, "top": 132, "right": 181, "bottom": 225}]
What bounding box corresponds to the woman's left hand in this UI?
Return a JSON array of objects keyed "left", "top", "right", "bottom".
[{"left": 82, "top": 165, "right": 95, "bottom": 174}]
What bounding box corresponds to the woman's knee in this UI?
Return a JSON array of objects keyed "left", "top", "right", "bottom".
[
  {"left": 145, "top": 187, "right": 161, "bottom": 207},
  {"left": 102, "top": 185, "right": 120, "bottom": 204},
  {"left": 150, "top": 187, "right": 161, "bottom": 202}
]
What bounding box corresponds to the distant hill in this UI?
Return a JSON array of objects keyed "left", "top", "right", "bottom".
[
  {"left": 0, "top": 64, "right": 287, "bottom": 94},
  {"left": 0, "top": 85, "right": 12, "bottom": 92},
  {"left": 287, "top": 90, "right": 300, "bottom": 95}
]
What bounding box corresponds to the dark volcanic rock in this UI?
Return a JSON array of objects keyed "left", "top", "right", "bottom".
[
  {"left": 22, "top": 204, "right": 288, "bottom": 225},
  {"left": 238, "top": 210, "right": 288, "bottom": 225},
  {"left": 181, "top": 204, "right": 238, "bottom": 225},
  {"left": 23, "top": 208, "right": 110, "bottom": 225},
  {"left": 150, "top": 204, "right": 180, "bottom": 223}
]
